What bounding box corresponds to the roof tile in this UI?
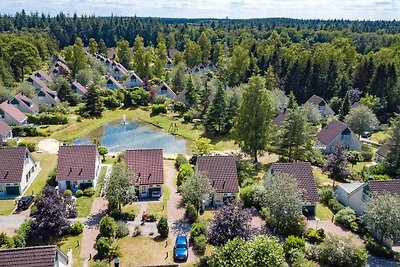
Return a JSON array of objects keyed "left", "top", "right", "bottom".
[{"left": 125, "top": 149, "right": 164, "bottom": 185}]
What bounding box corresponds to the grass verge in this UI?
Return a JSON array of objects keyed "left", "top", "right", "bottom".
[
  {"left": 147, "top": 185, "right": 170, "bottom": 218},
  {"left": 58, "top": 234, "right": 84, "bottom": 267},
  {"left": 0, "top": 200, "right": 16, "bottom": 215},
  {"left": 316, "top": 203, "right": 334, "bottom": 220},
  {"left": 25, "top": 153, "right": 58, "bottom": 196},
  {"left": 76, "top": 196, "right": 95, "bottom": 217}
]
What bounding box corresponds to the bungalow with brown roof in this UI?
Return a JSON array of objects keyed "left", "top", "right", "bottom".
[
  {"left": 0, "top": 245, "right": 69, "bottom": 267},
  {"left": 196, "top": 156, "right": 239, "bottom": 207},
  {"left": 265, "top": 162, "right": 319, "bottom": 214},
  {"left": 9, "top": 93, "right": 39, "bottom": 115},
  {"left": 154, "top": 82, "right": 177, "bottom": 99},
  {"left": 272, "top": 108, "right": 289, "bottom": 129},
  {"left": 0, "top": 120, "right": 12, "bottom": 145},
  {"left": 33, "top": 87, "right": 61, "bottom": 107},
  {"left": 125, "top": 149, "right": 164, "bottom": 198},
  {"left": 306, "top": 95, "right": 334, "bottom": 117},
  {"left": 35, "top": 70, "right": 53, "bottom": 83},
  {"left": 71, "top": 81, "right": 87, "bottom": 96},
  {"left": 0, "top": 101, "right": 28, "bottom": 126},
  {"left": 375, "top": 144, "right": 388, "bottom": 163},
  {"left": 104, "top": 76, "right": 123, "bottom": 90},
  {"left": 316, "top": 119, "right": 362, "bottom": 154},
  {"left": 123, "top": 72, "right": 144, "bottom": 88},
  {"left": 50, "top": 59, "right": 70, "bottom": 78},
  {"left": 56, "top": 145, "right": 101, "bottom": 192},
  {"left": 108, "top": 61, "right": 129, "bottom": 80},
  {"left": 0, "top": 147, "right": 40, "bottom": 196},
  {"left": 27, "top": 75, "right": 47, "bottom": 90},
  {"left": 174, "top": 90, "right": 190, "bottom": 107}
]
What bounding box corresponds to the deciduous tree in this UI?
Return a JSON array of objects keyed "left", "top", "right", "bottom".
[
  {"left": 180, "top": 172, "right": 213, "bottom": 212},
  {"left": 345, "top": 104, "right": 379, "bottom": 136},
  {"left": 387, "top": 114, "right": 400, "bottom": 176},
  {"left": 323, "top": 144, "right": 349, "bottom": 180}
]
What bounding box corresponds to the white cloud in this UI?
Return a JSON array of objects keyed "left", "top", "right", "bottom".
[{"left": 1, "top": 0, "right": 399, "bottom": 19}]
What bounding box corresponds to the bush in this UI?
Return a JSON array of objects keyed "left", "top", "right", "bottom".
[
  {"left": 173, "top": 102, "right": 186, "bottom": 115},
  {"left": 83, "top": 187, "right": 95, "bottom": 197},
  {"left": 146, "top": 214, "right": 157, "bottom": 222},
  {"left": 76, "top": 116, "right": 82, "bottom": 122},
  {"left": 279, "top": 216, "right": 307, "bottom": 237},
  {"left": 18, "top": 141, "right": 36, "bottom": 152},
  {"left": 185, "top": 204, "right": 198, "bottom": 223},
  {"left": 348, "top": 151, "right": 364, "bottom": 165},
  {"left": 12, "top": 126, "right": 47, "bottom": 137},
  {"left": 109, "top": 209, "right": 135, "bottom": 221},
  {"left": 177, "top": 163, "right": 193, "bottom": 187},
  {"left": 99, "top": 215, "right": 116, "bottom": 238},
  {"left": 12, "top": 221, "right": 31, "bottom": 247},
  {"left": 157, "top": 217, "right": 169, "bottom": 238},
  {"left": 96, "top": 237, "right": 121, "bottom": 260},
  {"left": 183, "top": 112, "right": 193, "bottom": 123},
  {"left": 76, "top": 190, "right": 83, "bottom": 197},
  {"left": 64, "top": 190, "right": 72, "bottom": 198},
  {"left": 69, "top": 221, "right": 84, "bottom": 235},
  {"left": 239, "top": 186, "right": 256, "bottom": 208},
  {"left": 103, "top": 95, "right": 121, "bottom": 109},
  {"left": 150, "top": 104, "right": 167, "bottom": 115},
  {"left": 190, "top": 221, "right": 206, "bottom": 240},
  {"left": 193, "top": 235, "right": 207, "bottom": 255},
  {"left": 133, "top": 225, "right": 141, "bottom": 237},
  {"left": 115, "top": 222, "right": 129, "bottom": 238},
  {"left": 305, "top": 228, "right": 325, "bottom": 244},
  {"left": 0, "top": 232, "right": 15, "bottom": 248},
  {"left": 284, "top": 236, "right": 305, "bottom": 254},
  {"left": 175, "top": 153, "right": 188, "bottom": 170},
  {"left": 335, "top": 207, "right": 357, "bottom": 229},
  {"left": 328, "top": 198, "right": 345, "bottom": 213},
  {"left": 27, "top": 113, "right": 68, "bottom": 125},
  {"left": 319, "top": 187, "right": 333, "bottom": 205},
  {"left": 365, "top": 236, "right": 395, "bottom": 259}
]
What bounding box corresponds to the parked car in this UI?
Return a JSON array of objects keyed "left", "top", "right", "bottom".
[
  {"left": 18, "top": 195, "right": 34, "bottom": 210},
  {"left": 152, "top": 190, "right": 161, "bottom": 198},
  {"left": 361, "top": 131, "right": 372, "bottom": 138},
  {"left": 173, "top": 235, "right": 188, "bottom": 261}
]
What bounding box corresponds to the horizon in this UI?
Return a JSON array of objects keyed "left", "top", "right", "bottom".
[{"left": 1, "top": 0, "right": 399, "bottom": 21}]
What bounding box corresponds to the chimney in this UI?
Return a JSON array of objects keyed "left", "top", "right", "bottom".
[
  {"left": 4, "top": 170, "right": 9, "bottom": 179},
  {"left": 148, "top": 173, "right": 152, "bottom": 180},
  {"left": 222, "top": 180, "right": 226, "bottom": 189},
  {"left": 79, "top": 168, "right": 83, "bottom": 176},
  {"left": 69, "top": 167, "right": 72, "bottom": 174},
  {"left": 138, "top": 172, "right": 141, "bottom": 177}
]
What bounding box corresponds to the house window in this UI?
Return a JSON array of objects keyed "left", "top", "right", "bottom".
[
  {"left": 26, "top": 173, "right": 29, "bottom": 183},
  {"left": 0, "top": 184, "right": 4, "bottom": 192}
]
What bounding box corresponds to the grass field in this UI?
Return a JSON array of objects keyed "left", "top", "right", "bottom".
[
  {"left": 25, "top": 153, "right": 58, "bottom": 196},
  {"left": 316, "top": 203, "right": 334, "bottom": 220},
  {"left": 370, "top": 130, "right": 389, "bottom": 144},
  {"left": 0, "top": 200, "right": 16, "bottom": 215},
  {"left": 122, "top": 203, "right": 141, "bottom": 217},
  {"left": 76, "top": 196, "right": 95, "bottom": 217},
  {"left": 95, "top": 166, "right": 107, "bottom": 197},
  {"left": 58, "top": 234, "right": 84, "bottom": 267},
  {"left": 147, "top": 185, "right": 170, "bottom": 218},
  {"left": 313, "top": 167, "right": 335, "bottom": 187}
]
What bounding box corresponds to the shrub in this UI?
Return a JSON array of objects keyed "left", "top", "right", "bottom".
[
  {"left": 365, "top": 236, "right": 395, "bottom": 259},
  {"left": 109, "top": 209, "right": 135, "bottom": 221},
  {"left": 305, "top": 228, "right": 325, "bottom": 244},
  {"left": 69, "top": 221, "right": 84, "bottom": 235},
  {"left": 185, "top": 204, "right": 198, "bottom": 223},
  {"left": 12, "top": 126, "right": 47, "bottom": 137},
  {"left": 335, "top": 207, "right": 357, "bottom": 229},
  {"left": 348, "top": 151, "right": 364, "bottom": 166},
  {"left": 173, "top": 102, "right": 186, "bottom": 115},
  {"left": 190, "top": 221, "right": 206, "bottom": 240},
  {"left": 83, "top": 187, "right": 95, "bottom": 197},
  {"left": 115, "top": 222, "right": 129, "bottom": 238},
  {"left": 76, "top": 190, "right": 83, "bottom": 197},
  {"left": 177, "top": 163, "right": 193, "bottom": 187},
  {"left": 99, "top": 215, "right": 116, "bottom": 238},
  {"left": 175, "top": 153, "right": 188, "bottom": 170},
  {"left": 319, "top": 187, "right": 333, "bottom": 205},
  {"left": 146, "top": 214, "right": 157, "bottom": 222},
  {"left": 64, "top": 190, "right": 72, "bottom": 198},
  {"left": 284, "top": 236, "right": 305, "bottom": 254},
  {"left": 240, "top": 186, "right": 256, "bottom": 208},
  {"left": 0, "top": 232, "right": 15, "bottom": 248},
  {"left": 183, "top": 112, "right": 193, "bottom": 122},
  {"left": 96, "top": 237, "right": 121, "bottom": 260},
  {"left": 150, "top": 104, "right": 167, "bottom": 115},
  {"left": 133, "top": 225, "right": 141, "bottom": 237},
  {"left": 103, "top": 95, "right": 121, "bottom": 109},
  {"left": 328, "top": 198, "right": 345, "bottom": 213},
  {"left": 76, "top": 116, "right": 82, "bottom": 122},
  {"left": 27, "top": 113, "right": 68, "bottom": 125},
  {"left": 193, "top": 235, "right": 207, "bottom": 255},
  {"left": 279, "top": 216, "right": 307, "bottom": 237},
  {"left": 18, "top": 141, "right": 36, "bottom": 152},
  {"left": 157, "top": 217, "right": 169, "bottom": 238},
  {"left": 12, "top": 221, "right": 31, "bottom": 247}
]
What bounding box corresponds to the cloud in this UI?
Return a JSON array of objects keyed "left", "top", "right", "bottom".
[{"left": 0, "top": 0, "right": 399, "bottom": 20}]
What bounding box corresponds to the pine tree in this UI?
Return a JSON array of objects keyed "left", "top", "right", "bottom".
[
  {"left": 84, "top": 84, "right": 104, "bottom": 117},
  {"left": 264, "top": 65, "right": 277, "bottom": 91},
  {"left": 156, "top": 34, "right": 168, "bottom": 61},
  {"left": 232, "top": 76, "right": 274, "bottom": 162},
  {"left": 133, "top": 35, "right": 147, "bottom": 77},
  {"left": 339, "top": 91, "right": 351, "bottom": 121},
  {"left": 98, "top": 39, "right": 107, "bottom": 56},
  {"left": 212, "top": 42, "right": 224, "bottom": 64},
  {"left": 117, "top": 39, "right": 132, "bottom": 70},
  {"left": 199, "top": 80, "right": 211, "bottom": 116},
  {"left": 387, "top": 114, "right": 400, "bottom": 177},
  {"left": 71, "top": 37, "right": 88, "bottom": 77},
  {"left": 185, "top": 76, "right": 198, "bottom": 106},
  {"left": 88, "top": 38, "right": 98, "bottom": 55},
  {"left": 205, "top": 82, "right": 227, "bottom": 134},
  {"left": 198, "top": 32, "right": 211, "bottom": 64},
  {"left": 287, "top": 91, "right": 298, "bottom": 110}
]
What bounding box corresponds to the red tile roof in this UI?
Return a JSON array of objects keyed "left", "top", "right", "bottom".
[
  {"left": 56, "top": 145, "right": 99, "bottom": 181},
  {"left": 306, "top": 94, "right": 325, "bottom": 105},
  {"left": 368, "top": 180, "right": 400, "bottom": 196},
  {"left": 317, "top": 119, "right": 350, "bottom": 145},
  {"left": 0, "top": 120, "right": 12, "bottom": 137},
  {"left": 0, "top": 101, "right": 27, "bottom": 124},
  {"left": 0, "top": 147, "right": 32, "bottom": 183},
  {"left": 125, "top": 149, "right": 164, "bottom": 185},
  {"left": 28, "top": 75, "right": 47, "bottom": 88},
  {"left": 270, "top": 162, "right": 319, "bottom": 203},
  {"left": 196, "top": 156, "right": 239, "bottom": 193},
  {"left": 376, "top": 144, "right": 388, "bottom": 157},
  {"left": 0, "top": 245, "right": 67, "bottom": 267},
  {"left": 13, "top": 93, "right": 39, "bottom": 114},
  {"left": 36, "top": 70, "right": 53, "bottom": 83}
]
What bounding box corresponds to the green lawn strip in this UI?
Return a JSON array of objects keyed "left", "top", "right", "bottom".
[
  {"left": 316, "top": 203, "right": 334, "bottom": 220},
  {"left": 76, "top": 196, "right": 95, "bottom": 217},
  {"left": 350, "top": 161, "right": 370, "bottom": 172},
  {"left": 0, "top": 200, "right": 16, "bottom": 215},
  {"left": 370, "top": 130, "right": 389, "bottom": 144},
  {"left": 95, "top": 166, "right": 107, "bottom": 197},
  {"left": 147, "top": 185, "right": 170, "bottom": 218},
  {"left": 313, "top": 167, "right": 335, "bottom": 187},
  {"left": 122, "top": 204, "right": 141, "bottom": 217},
  {"left": 25, "top": 153, "right": 58, "bottom": 196},
  {"left": 58, "top": 234, "right": 84, "bottom": 267}
]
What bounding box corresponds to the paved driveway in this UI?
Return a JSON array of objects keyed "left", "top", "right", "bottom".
[
  {"left": 308, "top": 220, "right": 364, "bottom": 246},
  {"left": 0, "top": 214, "right": 27, "bottom": 236}
]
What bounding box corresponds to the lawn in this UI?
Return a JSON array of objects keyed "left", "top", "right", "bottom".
[
  {"left": 24, "top": 153, "right": 58, "bottom": 196},
  {"left": 95, "top": 166, "right": 107, "bottom": 197},
  {"left": 58, "top": 234, "right": 85, "bottom": 267},
  {"left": 313, "top": 167, "right": 335, "bottom": 187},
  {"left": 198, "top": 210, "right": 215, "bottom": 222},
  {"left": 147, "top": 185, "right": 170, "bottom": 218},
  {"left": 370, "top": 130, "right": 389, "bottom": 144},
  {"left": 122, "top": 204, "right": 141, "bottom": 217},
  {"left": 118, "top": 236, "right": 174, "bottom": 266},
  {"left": 350, "top": 161, "right": 370, "bottom": 172},
  {"left": 0, "top": 200, "right": 16, "bottom": 215},
  {"left": 76, "top": 196, "right": 95, "bottom": 217},
  {"left": 316, "top": 203, "right": 334, "bottom": 220}
]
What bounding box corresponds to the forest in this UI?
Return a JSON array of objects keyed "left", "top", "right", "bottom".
[{"left": 1, "top": 11, "right": 400, "bottom": 123}]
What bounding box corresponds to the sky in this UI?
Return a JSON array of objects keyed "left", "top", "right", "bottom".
[{"left": 0, "top": 0, "right": 399, "bottom": 20}]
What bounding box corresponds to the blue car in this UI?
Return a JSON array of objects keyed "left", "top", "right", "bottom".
[{"left": 173, "top": 235, "right": 188, "bottom": 261}]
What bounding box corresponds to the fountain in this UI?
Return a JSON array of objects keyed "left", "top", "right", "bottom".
[{"left": 121, "top": 114, "right": 127, "bottom": 125}]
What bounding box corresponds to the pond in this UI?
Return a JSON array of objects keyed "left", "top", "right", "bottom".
[{"left": 73, "top": 118, "right": 190, "bottom": 155}]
